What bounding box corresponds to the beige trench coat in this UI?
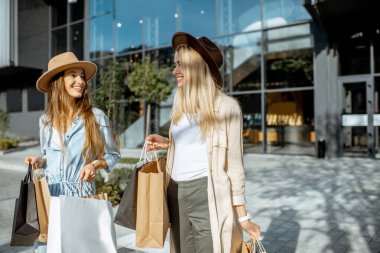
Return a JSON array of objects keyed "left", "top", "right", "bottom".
[{"left": 166, "top": 95, "right": 246, "bottom": 253}]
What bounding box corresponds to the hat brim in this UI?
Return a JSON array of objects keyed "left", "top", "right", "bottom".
[
  {"left": 172, "top": 32, "right": 223, "bottom": 87},
  {"left": 36, "top": 61, "right": 98, "bottom": 93}
]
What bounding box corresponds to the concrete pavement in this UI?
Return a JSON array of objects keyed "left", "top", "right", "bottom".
[{"left": 1, "top": 146, "right": 380, "bottom": 253}]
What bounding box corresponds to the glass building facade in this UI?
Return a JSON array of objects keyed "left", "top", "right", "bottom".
[{"left": 49, "top": 0, "right": 314, "bottom": 155}]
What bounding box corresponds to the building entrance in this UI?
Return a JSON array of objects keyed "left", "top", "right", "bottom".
[{"left": 339, "top": 76, "right": 378, "bottom": 157}]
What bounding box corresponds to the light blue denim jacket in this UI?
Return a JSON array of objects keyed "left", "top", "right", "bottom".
[{"left": 39, "top": 107, "right": 120, "bottom": 197}]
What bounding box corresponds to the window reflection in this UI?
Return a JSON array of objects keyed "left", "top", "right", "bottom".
[
  {"left": 51, "top": 1, "right": 67, "bottom": 27},
  {"left": 375, "top": 30, "right": 380, "bottom": 73},
  {"left": 90, "top": 0, "right": 112, "bottom": 18},
  {"left": 89, "top": 14, "right": 113, "bottom": 59},
  {"left": 70, "top": 23, "right": 84, "bottom": 59},
  {"left": 52, "top": 28, "right": 67, "bottom": 56},
  {"left": 70, "top": 0, "right": 84, "bottom": 21}
]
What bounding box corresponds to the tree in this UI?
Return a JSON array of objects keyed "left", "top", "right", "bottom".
[
  {"left": 127, "top": 56, "right": 175, "bottom": 137},
  {"left": 93, "top": 61, "right": 127, "bottom": 133}
]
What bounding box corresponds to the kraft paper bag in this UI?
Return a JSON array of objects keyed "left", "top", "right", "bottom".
[
  {"left": 47, "top": 196, "right": 117, "bottom": 253},
  {"left": 34, "top": 177, "right": 50, "bottom": 243},
  {"left": 135, "top": 157, "right": 169, "bottom": 248}
]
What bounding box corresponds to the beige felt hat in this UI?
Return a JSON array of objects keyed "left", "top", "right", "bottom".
[{"left": 36, "top": 52, "right": 98, "bottom": 93}]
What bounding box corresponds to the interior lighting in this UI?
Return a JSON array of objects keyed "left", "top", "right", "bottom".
[
  {"left": 139, "top": 19, "right": 143, "bottom": 24},
  {"left": 110, "top": 48, "right": 114, "bottom": 52},
  {"left": 200, "top": 10, "right": 204, "bottom": 14},
  {"left": 174, "top": 13, "right": 179, "bottom": 18},
  {"left": 117, "top": 22, "right": 122, "bottom": 28}
]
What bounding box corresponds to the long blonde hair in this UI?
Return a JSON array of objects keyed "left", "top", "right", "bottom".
[
  {"left": 171, "top": 46, "right": 224, "bottom": 136},
  {"left": 44, "top": 74, "right": 105, "bottom": 164}
]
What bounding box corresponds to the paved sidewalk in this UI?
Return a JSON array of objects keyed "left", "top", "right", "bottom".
[{"left": 1, "top": 147, "right": 379, "bottom": 253}]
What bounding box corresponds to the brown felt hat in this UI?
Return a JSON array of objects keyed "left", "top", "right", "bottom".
[
  {"left": 172, "top": 32, "right": 223, "bottom": 87},
  {"left": 36, "top": 52, "right": 98, "bottom": 93}
]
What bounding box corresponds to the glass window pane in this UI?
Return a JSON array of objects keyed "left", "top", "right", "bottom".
[
  {"left": 263, "top": 0, "right": 311, "bottom": 29},
  {"left": 219, "top": 0, "right": 261, "bottom": 35},
  {"left": 70, "top": 0, "right": 84, "bottom": 22},
  {"left": 89, "top": 0, "right": 112, "bottom": 18},
  {"left": 266, "top": 23, "right": 312, "bottom": 53},
  {"left": 234, "top": 94, "right": 263, "bottom": 153},
  {"left": 178, "top": 1, "right": 216, "bottom": 38},
  {"left": 27, "top": 88, "right": 44, "bottom": 111},
  {"left": 216, "top": 32, "right": 262, "bottom": 92},
  {"left": 70, "top": 23, "right": 84, "bottom": 60},
  {"left": 115, "top": 0, "right": 176, "bottom": 52},
  {"left": 7, "top": 89, "right": 22, "bottom": 112},
  {"left": 266, "top": 49, "right": 313, "bottom": 89},
  {"left": 52, "top": 2, "right": 67, "bottom": 27},
  {"left": 52, "top": 28, "right": 67, "bottom": 56},
  {"left": 338, "top": 32, "right": 370, "bottom": 75},
  {"left": 375, "top": 30, "right": 380, "bottom": 73},
  {"left": 265, "top": 90, "right": 314, "bottom": 155},
  {"left": 89, "top": 14, "right": 113, "bottom": 59}
]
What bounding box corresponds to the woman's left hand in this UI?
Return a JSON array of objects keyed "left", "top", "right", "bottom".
[
  {"left": 79, "top": 164, "right": 96, "bottom": 182},
  {"left": 241, "top": 220, "right": 261, "bottom": 240}
]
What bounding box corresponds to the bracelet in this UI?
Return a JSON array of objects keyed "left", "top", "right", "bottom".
[
  {"left": 91, "top": 160, "right": 101, "bottom": 172},
  {"left": 238, "top": 213, "right": 252, "bottom": 223}
]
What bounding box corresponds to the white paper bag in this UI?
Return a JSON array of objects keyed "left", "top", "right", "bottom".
[{"left": 47, "top": 195, "right": 117, "bottom": 253}]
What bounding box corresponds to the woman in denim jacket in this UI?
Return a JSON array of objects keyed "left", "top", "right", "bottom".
[{"left": 25, "top": 52, "right": 120, "bottom": 253}]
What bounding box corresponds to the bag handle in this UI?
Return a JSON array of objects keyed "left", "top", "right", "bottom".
[
  {"left": 24, "top": 162, "right": 33, "bottom": 183},
  {"left": 138, "top": 141, "right": 153, "bottom": 163}
]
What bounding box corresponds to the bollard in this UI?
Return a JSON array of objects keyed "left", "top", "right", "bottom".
[{"left": 317, "top": 139, "right": 326, "bottom": 158}]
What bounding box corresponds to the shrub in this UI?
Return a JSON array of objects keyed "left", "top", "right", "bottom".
[{"left": 0, "top": 138, "right": 19, "bottom": 150}]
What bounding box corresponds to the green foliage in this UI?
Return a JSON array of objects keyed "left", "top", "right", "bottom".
[
  {"left": 93, "top": 61, "right": 129, "bottom": 133},
  {"left": 0, "top": 138, "right": 19, "bottom": 150},
  {"left": 270, "top": 56, "right": 313, "bottom": 81},
  {"left": 119, "top": 157, "right": 140, "bottom": 164},
  {"left": 127, "top": 57, "right": 174, "bottom": 105},
  {"left": 95, "top": 167, "right": 134, "bottom": 206},
  {"left": 0, "top": 110, "right": 9, "bottom": 136}
]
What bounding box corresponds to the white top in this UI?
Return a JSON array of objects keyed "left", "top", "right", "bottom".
[{"left": 171, "top": 114, "right": 209, "bottom": 181}]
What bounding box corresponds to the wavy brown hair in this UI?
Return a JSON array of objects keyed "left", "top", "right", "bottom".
[{"left": 43, "top": 73, "right": 105, "bottom": 164}]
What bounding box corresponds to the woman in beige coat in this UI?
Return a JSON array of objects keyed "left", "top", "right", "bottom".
[{"left": 147, "top": 32, "right": 260, "bottom": 253}]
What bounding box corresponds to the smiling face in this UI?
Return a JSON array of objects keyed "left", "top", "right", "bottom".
[
  {"left": 63, "top": 67, "right": 86, "bottom": 99},
  {"left": 172, "top": 52, "right": 184, "bottom": 87}
]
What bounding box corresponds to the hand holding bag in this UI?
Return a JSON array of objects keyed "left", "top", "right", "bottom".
[
  {"left": 242, "top": 238, "right": 267, "bottom": 253},
  {"left": 135, "top": 150, "right": 169, "bottom": 248},
  {"left": 10, "top": 163, "right": 40, "bottom": 246},
  {"left": 114, "top": 141, "right": 154, "bottom": 230}
]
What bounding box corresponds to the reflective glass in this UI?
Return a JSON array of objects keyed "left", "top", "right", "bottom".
[
  {"left": 70, "top": 0, "right": 84, "bottom": 22},
  {"left": 338, "top": 32, "right": 370, "bottom": 75},
  {"left": 115, "top": 0, "right": 176, "bottom": 52},
  {"left": 70, "top": 23, "right": 84, "bottom": 60},
  {"left": 234, "top": 94, "right": 263, "bottom": 153},
  {"left": 52, "top": 28, "right": 67, "bottom": 56},
  {"left": 178, "top": 1, "right": 216, "bottom": 37},
  {"left": 218, "top": 0, "right": 261, "bottom": 35},
  {"left": 266, "top": 23, "right": 312, "bottom": 53},
  {"left": 89, "top": 0, "right": 112, "bottom": 18},
  {"left": 263, "top": 0, "right": 310, "bottom": 29},
  {"left": 265, "top": 90, "right": 314, "bottom": 155},
  {"left": 266, "top": 49, "right": 313, "bottom": 89},
  {"left": 375, "top": 30, "right": 380, "bottom": 73},
  {"left": 51, "top": 2, "right": 67, "bottom": 27},
  {"left": 216, "top": 32, "right": 261, "bottom": 91},
  {"left": 89, "top": 14, "right": 113, "bottom": 59}
]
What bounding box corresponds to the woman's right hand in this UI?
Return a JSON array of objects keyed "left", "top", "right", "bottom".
[
  {"left": 24, "top": 156, "right": 46, "bottom": 170},
  {"left": 146, "top": 134, "right": 169, "bottom": 150}
]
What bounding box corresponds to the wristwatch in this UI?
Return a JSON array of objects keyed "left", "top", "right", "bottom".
[{"left": 91, "top": 160, "right": 101, "bottom": 172}]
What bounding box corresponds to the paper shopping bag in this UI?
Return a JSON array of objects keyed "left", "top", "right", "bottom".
[
  {"left": 47, "top": 196, "right": 117, "bottom": 253},
  {"left": 114, "top": 160, "right": 145, "bottom": 230},
  {"left": 34, "top": 177, "right": 50, "bottom": 243},
  {"left": 10, "top": 164, "right": 39, "bottom": 246},
  {"left": 135, "top": 157, "right": 169, "bottom": 248}
]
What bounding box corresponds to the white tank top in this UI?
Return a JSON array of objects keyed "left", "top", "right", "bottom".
[{"left": 171, "top": 114, "right": 209, "bottom": 181}]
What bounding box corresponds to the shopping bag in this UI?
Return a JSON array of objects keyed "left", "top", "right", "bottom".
[
  {"left": 114, "top": 159, "right": 144, "bottom": 229},
  {"left": 34, "top": 177, "right": 50, "bottom": 243},
  {"left": 47, "top": 195, "right": 117, "bottom": 253},
  {"left": 10, "top": 163, "right": 39, "bottom": 246},
  {"left": 135, "top": 154, "right": 169, "bottom": 248},
  {"left": 242, "top": 239, "right": 267, "bottom": 253}
]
